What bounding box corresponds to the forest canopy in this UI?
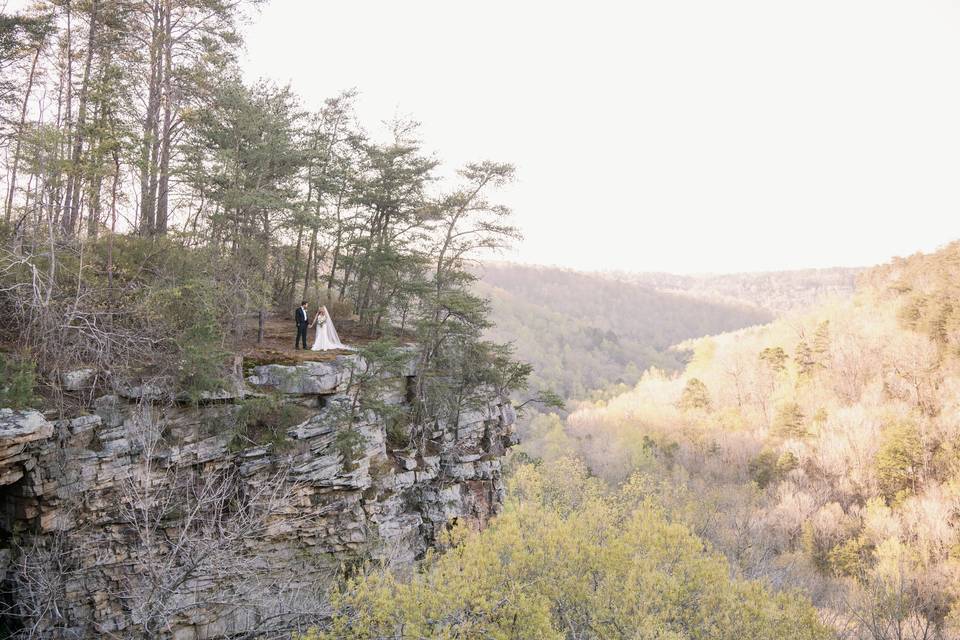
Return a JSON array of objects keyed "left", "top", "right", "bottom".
[
  {"left": 304, "top": 458, "right": 831, "bottom": 640},
  {"left": 519, "top": 242, "right": 960, "bottom": 640}
]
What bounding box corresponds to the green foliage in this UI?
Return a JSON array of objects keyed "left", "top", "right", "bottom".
[
  {"left": 304, "top": 461, "right": 831, "bottom": 640},
  {"left": 771, "top": 402, "right": 807, "bottom": 438},
  {"left": 0, "top": 234, "right": 246, "bottom": 400},
  {"left": 333, "top": 428, "right": 366, "bottom": 470},
  {"left": 0, "top": 353, "right": 38, "bottom": 409},
  {"left": 229, "top": 395, "right": 309, "bottom": 452},
  {"left": 875, "top": 420, "right": 924, "bottom": 501},
  {"left": 384, "top": 414, "right": 412, "bottom": 449},
  {"left": 345, "top": 338, "right": 410, "bottom": 422},
  {"left": 678, "top": 377, "right": 711, "bottom": 411},
  {"left": 829, "top": 536, "right": 873, "bottom": 578},
  {"left": 759, "top": 346, "right": 788, "bottom": 373},
  {"left": 141, "top": 274, "right": 231, "bottom": 402},
  {"left": 0, "top": 11, "right": 52, "bottom": 63},
  {"left": 812, "top": 320, "right": 831, "bottom": 365},
  {"left": 777, "top": 450, "right": 799, "bottom": 474},
  {"left": 176, "top": 321, "right": 229, "bottom": 404},
  {"left": 748, "top": 449, "right": 797, "bottom": 489},
  {"left": 183, "top": 78, "right": 304, "bottom": 259},
  {"left": 513, "top": 242, "right": 960, "bottom": 638},
  {"left": 795, "top": 339, "right": 816, "bottom": 377},
  {"left": 748, "top": 450, "right": 780, "bottom": 489},
  {"left": 800, "top": 521, "right": 832, "bottom": 573}
]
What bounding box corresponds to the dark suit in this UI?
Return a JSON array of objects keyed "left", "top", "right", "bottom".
[{"left": 295, "top": 307, "right": 310, "bottom": 349}]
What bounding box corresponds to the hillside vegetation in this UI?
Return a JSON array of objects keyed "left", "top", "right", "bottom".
[
  {"left": 521, "top": 242, "right": 960, "bottom": 639},
  {"left": 307, "top": 458, "right": 830, "bottom": 640},
  {"left": 616, "top": 267, "right": 861, "bottom": 314},
  {"left": 476, "top": 262, "right": 773, "bottom": 398}
]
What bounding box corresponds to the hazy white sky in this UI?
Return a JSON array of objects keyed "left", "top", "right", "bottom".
[{"left": 243, "top": 0, "right": 960, "bottom": 274}]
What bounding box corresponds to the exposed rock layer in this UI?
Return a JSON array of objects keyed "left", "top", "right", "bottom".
[{"left": 0, "top": 356, "right": 516, "bottom": 638}]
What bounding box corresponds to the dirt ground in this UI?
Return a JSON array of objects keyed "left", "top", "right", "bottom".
[
  {"left": 236, "top": 313, "right": 371, "bottom": 365},
  {"left": 233, "top": 308, "right": 423, "bottom": 366}
]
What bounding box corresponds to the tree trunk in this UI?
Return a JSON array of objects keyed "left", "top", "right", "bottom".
[
  {"left": 326, "top": 192, "right": 345, "bottom": 294},
  {"left": 62, "top": 0, "right": 99, "bottom": 237},
  {"left": 291, "top": 222, "right": 304, "bottom": 297},
  {"left": 54, "top": 0, "right": 74, "bottom": 230},
  {"left": 4, "top": 44, "right": 43, "bottom": 222},
  {"left": 86, "top": 96, "right": 109, "bottom": 237},
  {"left": 302, "top": 227, "right": 317, "bottom": 302},
  {"left": 139, "top": 1, "right": 162, "bottom": 235},
  {"left": 155, "top": 0, "right": 173, "bottom": 235}
]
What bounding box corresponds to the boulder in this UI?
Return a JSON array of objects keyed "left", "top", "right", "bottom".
[
  {"left": 62, "top": 368, "right": 96, "bottom": 391},
  {"left": 247, "top": 359, "right": 353, "bottom": 395}
]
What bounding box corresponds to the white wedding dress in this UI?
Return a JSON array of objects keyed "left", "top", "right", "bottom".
[{"left": 311, "top": 306, "right": 348, "bottom": 351}]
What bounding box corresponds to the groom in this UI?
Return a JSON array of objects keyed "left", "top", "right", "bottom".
[{"left": 294, "top": 301, "right": 310, "bottom": 349}]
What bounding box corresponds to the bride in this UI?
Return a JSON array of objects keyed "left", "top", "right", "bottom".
[{"left": 310, "top": 306, "right": 348, "bottom": 351}]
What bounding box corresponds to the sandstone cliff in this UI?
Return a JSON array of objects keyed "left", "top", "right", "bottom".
[{"left": 0, "top": 354, "right": 516, "bottom": 638}]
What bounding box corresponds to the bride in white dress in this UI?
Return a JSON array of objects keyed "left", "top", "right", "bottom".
[{"left": 310, "top": 306, "right": 348, "bottom": 351}]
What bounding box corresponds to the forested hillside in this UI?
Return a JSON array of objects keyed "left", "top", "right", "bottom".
[
  {"left": 476, "top": 262, "right": 773, "bottom": 398},
  {"left": 521, "top": 242, "right": 960, "bottom": 639},
  {"left": 616, "top": 267, "right": 861, "bottom": 314}
]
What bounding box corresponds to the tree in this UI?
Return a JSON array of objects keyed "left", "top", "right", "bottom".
[
  {"left": 796, "top": 338, "right": 816, "bottom": 377},
  {"left": 876, "top": 420, "right": 924, "bottom": 502},
  {"left": 2, "top": 9, "right": 54, "bottom": 224},
  {"left": 412, "top": 161, "right": 522, "bottom": 431},
  {"left": 772, "top": 401, "right": 807, "bottom": 438},
  {"left": 348, "top": 119, "right": 436, "bottom": 331},
  {"left": 759, "top": 346, "right": 788, "bottom": 373},
  {"left": 678, "top": 377, "right": 712, "bottom": 411},
  {"left": 307, "top": 461, "right": 832, "bottom": 640},
  {"left": 135, "top": 0, "right": 254, "bottom": 236}
]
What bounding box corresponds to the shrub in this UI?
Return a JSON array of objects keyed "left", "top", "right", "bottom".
[
  {"left": 829, "top": 535, "right": 873, "bottom": 577},
  {"left": 334, "top": 428, "right": 366, "bottom": 470},
  {"left": 230, "top": 395, "right": 309, "bottom": 452},
  {"left": 0, "top": 353, "right": 38, "bottom": 409},
  {"left": 749, "top": 450, "right": 780, "bottom": 489},
  {"left": 142, "top": 277, "right": 232, "bottom": 402},
  {"left": 777, "top": 450, "right": 799, "bottom": 474},
  {"left": 177, "top": 321, "right": 229, "bottom": 404},
  {"left": 385, "top": 414, "right": 412, "bottom": 449}
]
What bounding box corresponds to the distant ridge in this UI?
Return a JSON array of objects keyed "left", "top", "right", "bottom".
[
  {"left": 483, "top": 261, "right": 862, "bottom": 316},
  {"left": 474, "top": 262, "right": 774, "bottom": 399},
  {"left": 605, "top": 267, "right": 862, "bottom": 314}
]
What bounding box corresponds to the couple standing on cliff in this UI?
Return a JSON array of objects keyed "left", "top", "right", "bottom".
[{"left": 295, "top": 301, "right": 348, "bottom": 351}]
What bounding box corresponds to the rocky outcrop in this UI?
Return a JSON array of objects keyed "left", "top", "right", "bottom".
[
  {"left": 0, "top": 355, "right": 516, "bottom": 638},
  {"left": 0, "top": 409, "right": 54, "bottom": 486}
]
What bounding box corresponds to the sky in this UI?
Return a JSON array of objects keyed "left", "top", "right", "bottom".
[{"left": 241, "top": 0, "right": 960, "bottom": 274}]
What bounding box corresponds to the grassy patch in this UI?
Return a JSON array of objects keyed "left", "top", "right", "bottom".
[{"left": 0, "top": 352, "right": 38, "bottom": 409}]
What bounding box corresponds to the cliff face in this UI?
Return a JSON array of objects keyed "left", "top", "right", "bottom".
[{"left": 0, "top": 355, "right": 517, "bottom": 638}]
